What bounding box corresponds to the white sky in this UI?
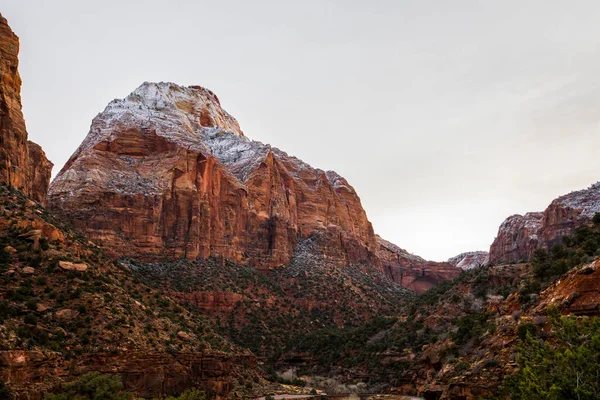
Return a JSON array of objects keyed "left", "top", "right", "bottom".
[{"left": 4, "top": 1, "right": 600, "bottom": 261}]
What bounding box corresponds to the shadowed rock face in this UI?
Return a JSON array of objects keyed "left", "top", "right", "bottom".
[
  {"left": 377, "top": 236, "right": 461, "bottom": 293},
  {"left": 49, "top": 82, "right": 378, "bottom": 269},
  {"left": 489, "top": 183, "right": 600, "bottom": 264},
  {"left": 0, "top": 14, "right": 52, "bottom": 204}
]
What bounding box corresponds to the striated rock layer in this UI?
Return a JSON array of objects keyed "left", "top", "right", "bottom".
[
  {"left": 377, "top": 236, "right": 461, "bottom": 293},
  {"left": 49, "top": 82, "right": 380, "bottom": 269},
  {"left": 489, "top": 183, "right": 600, "bottom": 264},
  {"left": 0, "top": 13, "right": 52, "bottom": 204}
]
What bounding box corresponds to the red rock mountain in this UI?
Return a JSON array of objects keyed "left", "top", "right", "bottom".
[
  {"left": 0, "top": 14, "right": 52, "bottom": 204},
  {"left": 49, "top": 81, "right": 458, "bottom": 289},
  {"left": 489, "top": 183, "right": 600, "bottom": 264},
  {"left": 49, "top": 82, "right": 380, "bottom": 269}
]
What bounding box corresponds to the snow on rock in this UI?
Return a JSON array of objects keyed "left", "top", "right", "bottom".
[
  {"left": 48, "top": 82, "right": 378, "bottom": 269},
  {"left": 552, "top": 182, "right": 600, "bottom": 219},
  {"left": 447, "top": 251, "right": 489, "bottom": 270},
  {"left": 489, "top": 182, "right": 600, "bottom": 264}
]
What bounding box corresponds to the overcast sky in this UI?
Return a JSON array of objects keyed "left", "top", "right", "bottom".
[{"left": 4, "top": 1, "right": 600, "bottom": 261}]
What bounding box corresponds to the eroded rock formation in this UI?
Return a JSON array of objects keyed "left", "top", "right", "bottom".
[
  {"left": 0, "top": 14, "right": 52, "bottom": 203},
  {"left": 489, "top": 183, "right": 600, "bottom": 264},
  {"left": 49, "top": 82, "right": 379, "bottom": 269}
]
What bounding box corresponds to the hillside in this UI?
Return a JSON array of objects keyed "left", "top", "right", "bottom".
[
  {"left": 283, "top": 214, "right": 600, "bottom": 398},
  {"left": 0, "top": 177, "right": 257, "bottom": 398}
]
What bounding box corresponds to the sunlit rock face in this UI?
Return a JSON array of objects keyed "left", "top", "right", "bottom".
[
  {"left": 489, "top": 183, "right": 600, "bottom": 264},
  {"left": 0, "top": 14, "right": 52, "bottom": 203},
  {"left": 49, "top": 82, "right": 378, "bottom": 268}
]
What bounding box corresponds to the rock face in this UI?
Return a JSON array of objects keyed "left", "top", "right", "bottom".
[
  {"left": 377, "top": 236, "right": 461, "bottom": 293},
  {"left": 489, "top": 183, "right": 600, "bottom": 264},
  {"left": 0, "top": 14, "right": 52, "bottom": 204},
  {"left": 447, "top": 251, "right": 489, "bottom": 270},
  {"left": 488, "top": 212, "right": 543, "bottom": 264},
  {"left": 535, "top": 258, "right": 600, "bottom": 317},
  {"left": 49, "top": 82, "right": 379, "bottom": 269}
]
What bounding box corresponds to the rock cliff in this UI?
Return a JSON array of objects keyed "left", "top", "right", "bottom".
[
  {"left": 0, "top": 14, "right": 52, "bottom": 204},
  {"left": 489, "top": 182, "right": 600, "bottom": 264},
  {"left": 377, "top": 236, "right": 461, "bottom": 293},
  {"left": 49, "top": 82, "right": 378, "bottom": 269}
]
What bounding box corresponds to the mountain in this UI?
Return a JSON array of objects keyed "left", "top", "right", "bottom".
[
  {"left": 489, "top": 182, "right": 600, "bottom": 264},
  {"left": 48, "top": 82, "right": 379, "bottom": 270},
  {"left": 0, "top": 14, "right": 52, "bottom": 204},
  {"left": 47, "top": 81, "right": 459, "bottom": 291}
]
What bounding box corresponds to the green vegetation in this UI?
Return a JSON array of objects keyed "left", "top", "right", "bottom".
[
  {"left": 288, "top": 316, "right": 398, "bottom": 368},
  {"left": 45, "top": 372, "right": 207, "bottom": 400},
  {"left": 498, "top": 313, "right": 600, "bottom": 400},
  {"left": 46, "top": 373, "right": 133, "bottom": 400},
  {"left": 128, "top": 251, "right": 410, "bottom": 358},
  {"left": 163, "top": 389, "right": 207, "bottom": 400},
  {"left": 0, "top": 382, "right": 13, "bottom": 400},
  {"left": 532, "top": 217, "right": 600, "bottom": 283}
]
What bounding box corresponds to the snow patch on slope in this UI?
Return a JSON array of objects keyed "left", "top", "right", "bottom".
[
  {"left": 447, "top": 251, "right": 489, "bottom": 270},
  {"left": 553, "top": 182, "right": 600, "bottom": 219}
]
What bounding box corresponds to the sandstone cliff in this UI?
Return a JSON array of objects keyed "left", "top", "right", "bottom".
[
  {"left": 0, "top": 14, "right": 52, "bottom": 204},
  {"left": 489, "top": 182, "right": 600, "bottom": 264},
  {"left": 377, "top": 236, "right": 461, "bottom": 293},
  {"left": 48, "top": 82, "right": 378, "bottom": 269}
]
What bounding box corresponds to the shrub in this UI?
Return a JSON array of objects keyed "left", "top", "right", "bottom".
[
  {"left": 0, "top": 382, "right": 13, "bottom": 400},
  {"left": 164, "top": 389, "right": 207, "bottom": 400},
  {"left": 46, "top": 372, "right": 132, "bottom": 400},
  {"left": 516, "top": 321, "right": 537, "bottom": 341},
  {"left": 500, "top": 315, "right": 600, "bottom": 399},
  {"left": 23, "top": 314, "right": 38, "bottom": 326}
]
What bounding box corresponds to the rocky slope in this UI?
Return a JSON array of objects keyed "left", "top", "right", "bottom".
[
  {"left": 447, "top": 251, "right": 489, "bottom": 270},
  {"left": 48, "top": 82, "right": 378, "bottom": 270},
  {"left": 125, "top": 239, "right": 412, "bottom": 359},
  {"left": 291, "top": 217, "right": 600, "bottom": 399},
  {"left": 0, "top": 14, "right": 52, "bottom": 204},
  {"left": 0, "top": 184, "right": 258, "bottom": 399},
  {"left": 377, "top": 236, "right": 461, "bottom": 293},
  {"left": 489, "top": 182, "right": 600, "bottom": 264}
]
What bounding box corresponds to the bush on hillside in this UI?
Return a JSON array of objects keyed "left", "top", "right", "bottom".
[{"left": 499, "top": 315, "right": 600, "bottom": 400}]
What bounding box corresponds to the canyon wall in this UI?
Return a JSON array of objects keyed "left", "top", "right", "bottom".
[
  {"left": 489, "top": 183, "right": 600, "bottom": 264},
  {"left": 377, "top": 236, "right": 461, "bottom": 293},
  {"left": 0, "top": 13, "right": 52, "bottom": 203}
]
